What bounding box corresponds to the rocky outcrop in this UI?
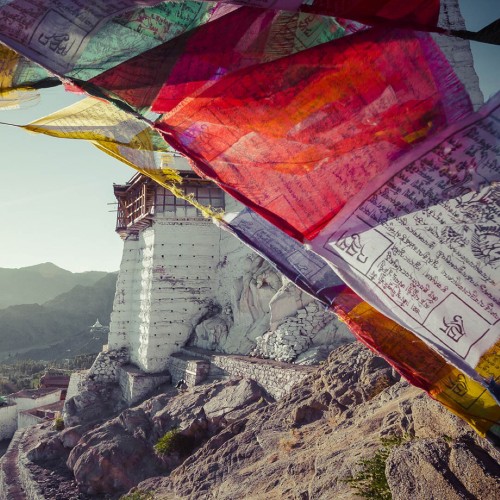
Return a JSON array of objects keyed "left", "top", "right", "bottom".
[
  {"left": 190, "top": 254, "right": 282, "bottom": 355},
  {"left": 65, "top": 379, "right": 266, "bottom": 496},
  {"left": 387, "top": 438, "right": 500, "bottom": 500},
  {"left": 5, "top": 342, "right": 499, "bottom": 499},
  {"left": 132, "top": 343, "right": 499, "bottom": 499},
  {"left": 63, "top": 379, "right": 125, "bottom": 428},
  {"left": 190, "top": 253, "right": 354, "bottom": 362},
  {"left": 166, "top": 193, "right": 351, "bottom": 364}
]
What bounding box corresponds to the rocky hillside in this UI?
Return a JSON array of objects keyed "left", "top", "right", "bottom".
[
  {"left": 6, "top": 342, "right": 499, "bottom": 499},
  {"left": 0, "top": 273, "right": 117, "bottom": 356},
  {"left": 0, "top": 263, "right": 108, "bottom": 310}
]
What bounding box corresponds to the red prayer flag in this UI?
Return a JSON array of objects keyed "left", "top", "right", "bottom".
[
  {"left": 154, "top": 27, "right": 472, "bottom": 241},
  {"left": 89, "top": 7, "right": 344, "bottom": 112}
]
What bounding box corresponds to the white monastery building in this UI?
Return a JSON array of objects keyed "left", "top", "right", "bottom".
[{"left": 107, "top": 156, "right": 351, "bottom": 375}]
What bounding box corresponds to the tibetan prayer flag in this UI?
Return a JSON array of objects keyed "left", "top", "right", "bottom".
[
  {"left": 311, "top": 92, "right": 500, "bottom": 385},
  {"left": 187, "top": 1, "right": 500, "bottom": 45},
  {"left": 0, "top": 0, "right": 217, "bottom": 81},
  {"left": 193, "top": 0, "right": 440, "bottom": 29},
  {"left": 223, "top": 208, "right": 345, "bottom": 306},
  {"left": 88, "top": 7, "right": 344, "bottom": 113},
  {"left": 221, "top": 208, "right": 500, "bottom": 444},
  {"left": 65, "top": 1, "right": 217, "bottom": 82},
  {"left": 155, "top": 27, "right": 472, "bottom": 241},
  {"left": 0, "top": 1, "right": 165, "bottom": 74},
  {"left": 23, "top": 97, "right": 170, "bottom": 152},
  {"left": 0, "top": 43, "right": 59, "bottom": 109},
  {"left": 341, "top": 302, "right": 500, "bottom": 444}
]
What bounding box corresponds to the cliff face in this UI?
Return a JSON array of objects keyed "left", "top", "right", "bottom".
[{"left": 8, "top": 342, "right": 499, "bottom": 499}]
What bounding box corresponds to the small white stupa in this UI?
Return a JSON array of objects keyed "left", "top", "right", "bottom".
[{"left": 90, "top": 319, "right": 109, "bottom": 334}]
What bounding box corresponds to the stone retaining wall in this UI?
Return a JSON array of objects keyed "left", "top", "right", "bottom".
[
  {"left": 0, "top": 429, "right": 44, "bottom": 499},
  {"left": 118, "top": 365, "right": 170, "bottom": 405},
  {"left": 181, "top": 348, "right": 315, "bottom": 400},
  {"left": 87, "top": 348, "right": 129, "bottom": 383},
  {"left": 17, "top": 447, "right": 44, "bottom": 500},
  {"left": 210, "top": 354, "right": 314, "bottom": 400}
]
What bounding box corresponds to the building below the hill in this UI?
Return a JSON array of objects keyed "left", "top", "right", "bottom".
[
  {"left": 0, "top": 388, "right": 64, "bottom": 440},
  {"left": 107, "top": 155, "right": 352, "bottom": 375}
]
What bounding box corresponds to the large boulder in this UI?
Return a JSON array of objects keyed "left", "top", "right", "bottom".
[
  {"left": 66, "top": 378, "right": 267, "bottom": 495},
  {"left": 63, "top": 381, "right": 125, "bottom": 427},
  {"left": 67, "top": 417, "right": 162, "bottom": 496}
]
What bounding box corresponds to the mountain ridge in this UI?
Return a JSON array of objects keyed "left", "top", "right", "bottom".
[
  {"left": 0, "top": 272, "right": 117, "bottom": 356},
  {"left": 0, "top": 262, "right": 113, "bottom": 309}
]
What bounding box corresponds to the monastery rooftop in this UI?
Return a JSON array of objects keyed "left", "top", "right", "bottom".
[{"left": 20, "top": 400, "right": 64, "bottom": 419}]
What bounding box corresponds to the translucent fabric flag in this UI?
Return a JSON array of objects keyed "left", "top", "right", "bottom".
[
  {"left": 0, "top": 0, "right": 223, "bottom": 86},
  {"left": 64, "top": 1, "right": 218, "bottom": 82},
  {"left": 23, "top": 97, "right": 170, "bottom": 152},
  {"left": 0, "top": 1, "right": 169, "bottom": 75},
  {"left": 0, "top": 43, "right": 59, "bottom": 109},
  {"left": 223, "top": 208, "right": 346, "bottom": 306},
  {"left": 340, "top": 302, "right": 500, "bottom": 444},
  {"left": 312, "top": 93, "right": 500, "bottom": 388},
  {"left": 188, "top": 0, "right": 500, "bottom": 45},
  {"left": 222, "top": 208, "right": 500, "bottom": 443},
  {"left": 88, "top": 7, "right": 344, "bottom": 113},
  {"left": 154, "top": 27, "right": 472, "bottom": 241},
  {"left": 192, "top": 0, "right": 440, "bottom": 29}
]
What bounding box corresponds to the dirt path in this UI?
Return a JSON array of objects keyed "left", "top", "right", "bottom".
[{"left": 0, "top": 430, "right": 27, "bottom": 499}]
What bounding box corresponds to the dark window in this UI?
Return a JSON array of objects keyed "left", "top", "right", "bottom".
[{"left": 154, "top": 184, "right": 225, "bottom": 216}]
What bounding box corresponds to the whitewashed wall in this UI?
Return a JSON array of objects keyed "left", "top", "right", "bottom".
[
  {"left": 0, "top": 405, "right": 17, "bottom": 440},
  {"left": 12, "top": 391, "right": 61, "bottom": 412},
  {"left": 17, "top": 411, "right": 43, "bottom": 430},
  {"left": 109, "top": 214, "right": 221, "bottom": 373}
]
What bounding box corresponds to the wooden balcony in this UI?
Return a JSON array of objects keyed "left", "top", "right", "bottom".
[
  {"left": 113, "top": 171, "right": 225, "bottom": 239},
  {"left": 114, "top": 174, "right": 155, "bottom": 239}
]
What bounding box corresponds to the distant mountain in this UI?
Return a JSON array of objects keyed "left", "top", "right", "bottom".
[
  {"left": 0, "top": 263, "right": 109, "bottom": 309},
  {"left": 0, "top": 273, "right": 117, "bottom": 356}
]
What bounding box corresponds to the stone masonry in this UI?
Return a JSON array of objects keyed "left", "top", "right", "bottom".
[{"left": 172, "top": 347, "right": 315, "bottom": 401}]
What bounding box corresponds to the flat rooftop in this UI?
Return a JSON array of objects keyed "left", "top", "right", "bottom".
[{"left": 9, "top": 388, "right": 61, "bottom": 400}]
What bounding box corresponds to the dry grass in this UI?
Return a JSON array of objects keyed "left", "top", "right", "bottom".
[
  {"left": 368, "top": 374, "right": 393, "bottom": 400},
  {"left": 278, "top": 429, "right": 300, "bottom": 453},
  {"left": 326, "top": 413, "right": 339, "bottom": 428}
]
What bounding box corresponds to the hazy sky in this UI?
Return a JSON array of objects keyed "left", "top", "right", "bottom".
[{"left": 0, "top": 1, "right": 498, "bottom": 273}]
